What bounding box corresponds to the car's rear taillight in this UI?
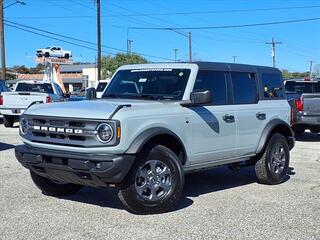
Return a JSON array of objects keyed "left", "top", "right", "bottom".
[
  {"left": 295, "top": 97, "right": 304, "bottom": 112},
  {"left": 0, "top": 95, "right": 3, "bottom": 105},
  {"left": 46, "top": 96, "right": 52, "bottom": 103}
]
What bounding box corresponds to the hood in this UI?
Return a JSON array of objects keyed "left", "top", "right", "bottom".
[{"left": 24, "top": 99, "right": 167, "bottom": 120}]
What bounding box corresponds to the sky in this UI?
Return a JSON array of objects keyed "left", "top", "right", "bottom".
[{"left": 4, "top": 0, "right": 320, "bottom": 72}]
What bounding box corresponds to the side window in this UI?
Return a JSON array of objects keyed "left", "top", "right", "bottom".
[
  {"left": 261, "top": 73, "right": 284, "bottom": 98},
  {"left": 193, "top": 70, "right": 227, "bottom": 105},
  {"left": 57, "top": 47, "right": 61, "bottom": 51},
  {"left": 231, "top": 72, "right": 258, "bottom": 104}
]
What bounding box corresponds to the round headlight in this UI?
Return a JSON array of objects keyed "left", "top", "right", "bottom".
[
  {"left": 96, "top": 123, "right": 113, "bottom": 143},
  {"left": 20, "top": 117, "right": 28, "bottom": 135}
]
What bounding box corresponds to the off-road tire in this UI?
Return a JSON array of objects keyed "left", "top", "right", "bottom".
[
  {"left": 64, "top": 54, "right": 70, "bottom": 59},
  {"left": 30, "top": 170, "right": 83, "bottom": 196},
  {"left": 44, "top": 52, "right": 50, "bottom": 58},
  {"left": 255, "top": 133, "right": 290, "bottom": 185},
  {"left": 118, "top": 145, "right": 184, "bottom": 214},
  {"left": 3, "top": 115, "right": 14, "bottom": 128}
]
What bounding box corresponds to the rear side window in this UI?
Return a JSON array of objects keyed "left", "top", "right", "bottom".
[
  {"left": 231, "top": 72, "right": 258, "bottom": 104},
  {"left": 193, "top": 70, "right": 227, "bottom": 105},
  {"left": 261, "top": 73, "right": 285, "bottom": 98},
  {"left": 15, "top": 83, "right": 54, "bottom": 94}
]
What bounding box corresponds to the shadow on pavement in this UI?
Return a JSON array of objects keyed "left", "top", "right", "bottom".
[
  {"left": 60, "top": 165, "right": 291, "bottom": 213},
  {"left": 295, "top": 132, "right": 320, "bottom": 142},
  {"left": 0, "top": 142, "right": 16, "bottom": 151}
]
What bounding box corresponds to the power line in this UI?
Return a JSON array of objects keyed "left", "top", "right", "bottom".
[
  {"left": 7, "top": 5, "right": 320, "bottom": 18},
  {"left": 5, "top": 23, "right": 112, "bottom": 54},
  {"left": 4, "top": 20, "right": 174, "bottom": 61},
  {"left": 129, "top": 16, "right": 320, "bottom": 30}
]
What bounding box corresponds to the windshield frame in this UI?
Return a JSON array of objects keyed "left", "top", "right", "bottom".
[{"left": 102, "top": 67, "right": 194, "bottom": 101}]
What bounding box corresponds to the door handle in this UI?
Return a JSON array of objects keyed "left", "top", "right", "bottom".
[
  {"left": 223, "top": 114, "right": 235, "bottom": 123},
  {"left": 256, "top": 112, "right": 266, "bottom": 120}
]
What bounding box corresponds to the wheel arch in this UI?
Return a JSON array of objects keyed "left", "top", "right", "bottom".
[
  {"left": 256, "top": 119, "right": 295, "bottom": 155},
  {"left": 125, "top": 127, "right": 188, "bottom": 165}
]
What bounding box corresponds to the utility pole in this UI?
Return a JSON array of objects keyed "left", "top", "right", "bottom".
[
  {"left": 308, "top": 60, "right": 315, "bottom": 80},
  {"left": 0, "top": 0, "right": 6, "bottom": 80},
  {"left": 188, "top": 32, "right": 192, "bottom": 62},
  {"left": 173, "top": 49, "right": 179, "bottom": 62},
  {"left": 232, "top": 56, "right": 237, "bottom": 63},
  {"left": 127, "top": 39, "right": 133, "bottom": 54},
  {"left": 96, "top": 0, "right": 101, "bottom": 81},
  {"left": 265, "top": 37, "right": 282, "bottom": 68}
]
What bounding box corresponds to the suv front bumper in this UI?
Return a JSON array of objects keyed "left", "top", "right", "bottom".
[{"left": 15, "top": 145, "right": 135, "bottom": 187}]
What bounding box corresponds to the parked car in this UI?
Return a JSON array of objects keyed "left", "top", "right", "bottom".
[
  {"left": 0, "top": 80, "right": 10, "bottom": 94},
  {"left": 285, "top": 79, "right": 320, "bottom": 135},
  {"left": 96, "top": 80, "right": 110, "bottom": 98},
  {"left": 0, "top": 81, "right": 66, "bottom": 127},
  {"left": 15, "top": 62, "right": 295, "bottom": 214},
  {"left": 0, "top": 80, "right": 10, "bottom": 118},
  {"left": 36, "top": 46, "right": 72, "bottom": 59}
]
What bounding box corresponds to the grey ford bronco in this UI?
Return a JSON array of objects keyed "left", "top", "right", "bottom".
[{"left": 15, "top": 62, "right": 295, "bottom": 214}]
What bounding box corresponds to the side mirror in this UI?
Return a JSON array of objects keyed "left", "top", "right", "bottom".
[
  {"left": 190, "top": 90, "right": 212, "bottom": 105},
  {"left": 86, "top": 87, "right": 96, "bottom": 100}
]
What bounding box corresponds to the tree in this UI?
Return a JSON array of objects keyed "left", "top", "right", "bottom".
[
  {"left": 281, "top": 69, "right": 309, "bottom": 79},
  {"left": 101, "top": 53, "right": 148, "bottom": 78},
  {"left": 312, "top": 64, "right": 320, "bottom": 79}
]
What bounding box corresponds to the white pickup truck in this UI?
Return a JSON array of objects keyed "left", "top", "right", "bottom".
[
  {"left": 36, "top": 46, "right": 72, "bottom": 59},
  {"left": 0, "top": 81, "right": 66, "bottom": 127}
]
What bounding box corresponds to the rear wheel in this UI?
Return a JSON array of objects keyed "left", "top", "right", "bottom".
[
  {"left": 30, "top": 170, "right": 83, "bottom": 196},
  {"left": 118, "top": 145, "right": 184, "bottom": 214},
  {"left": 3, "top": 115, "right": 14, "bottom": 128},
  {"left": 255, "top": 133, "right": 290, "bottom": 185},
  {"left": 64, "top": 53, "right": 70, "bottom": 59},
  {"left": 44, "top": 52, "right": 50, "bottom": 57}
]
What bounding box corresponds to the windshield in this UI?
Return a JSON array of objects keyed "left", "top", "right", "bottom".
[
  {"left": 285, "top": 81, "right": 320, "bottom": 94},
  {"left": 15, "top": 83, "right": 54, "bottom": 94},
  {"left": 96, "top": 82, "right": 108, "bottom": 92},
  {"left": 102, "top": 68, "right": 191, "bottom": 100}
]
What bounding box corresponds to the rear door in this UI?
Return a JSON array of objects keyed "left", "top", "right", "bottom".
[
  {"left": 231, "top": 72, "right": 263, "bottom": 156},
  {"left": 189, "top": 70, "right": 237, "bottom": 163}
]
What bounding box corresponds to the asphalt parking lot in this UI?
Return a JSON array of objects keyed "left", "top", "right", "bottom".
[{"left": 0, "top": 122, "right": 319, "bottom": 240}]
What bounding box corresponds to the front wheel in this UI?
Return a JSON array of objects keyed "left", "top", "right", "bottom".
[
  {"left": 30, "top": 170, "right": 83, "bottom": 196},
  {"left": 255, "top": 133, "right": 290, "bottom": 185},
  {"left": 118, "top": 145, "right": 184, "bottom": 214}
]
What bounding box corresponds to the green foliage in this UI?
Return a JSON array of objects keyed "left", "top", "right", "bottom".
[
  {"left": 101, "top": 53, "right": 148, "bottom": 78},
  {"left": 281, "top": 69, "right": 309, "bottom": 79}
]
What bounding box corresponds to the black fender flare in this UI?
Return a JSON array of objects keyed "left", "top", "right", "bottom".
[
  {"left": 256, "top": 119, "right": 295, "bottom": 154},
  {"left": 125, "top": 127, "right": 187, "bottom": 157}
]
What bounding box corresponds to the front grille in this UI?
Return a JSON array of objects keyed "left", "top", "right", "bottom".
[{"left": 24, "top": 116, "right": 103, "bottom": 147}]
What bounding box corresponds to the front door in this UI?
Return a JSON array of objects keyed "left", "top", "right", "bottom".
[{"left": 189, "top": 70, "right": 237, "bottom": 163}]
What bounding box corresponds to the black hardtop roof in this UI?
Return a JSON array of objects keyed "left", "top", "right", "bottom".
[{"left": 193, "top": 61, "right": 280, "bottom": 73}]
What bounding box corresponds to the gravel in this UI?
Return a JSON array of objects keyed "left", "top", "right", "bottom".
[{"left": 0, "top": 124, "right": 319, "bottom": 240}]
